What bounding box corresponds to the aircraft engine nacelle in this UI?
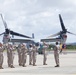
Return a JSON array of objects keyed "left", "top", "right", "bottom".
[
  {"left": 61, "top": 35, "right": 67, "bottom": 44},
  {"left": 63, "top": 35, "right": 67, "bottom": 38},
  {"left": 3, "top": 34, "right": 11, "bottom": 44}
]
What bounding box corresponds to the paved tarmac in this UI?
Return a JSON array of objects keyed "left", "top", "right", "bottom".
[{"left": 0, "top": 51, "right": 76, "bottom": 75}]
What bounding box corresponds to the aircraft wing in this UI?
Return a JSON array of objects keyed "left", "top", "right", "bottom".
[
  {"left": 0, "top": 32, "right": 5, "bottom": 36},
  {"left": 41, "top": 38, "right": 61, "bottom": 42},
  {"left": 10, "top": 30, "right": 32, "bottom": 38},
  {"left": 47, "top": 32, "right": 60, "bottom": 38},
  {"left": 10, "top": 39, "right": 33, "bottom": 43}
]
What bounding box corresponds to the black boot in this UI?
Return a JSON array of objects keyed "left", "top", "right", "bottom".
[
  {"left": 0, "top": 66, "right": 3, "bottom": 69},
  {"left": 10, "top": 65, "right": 15, "bottom": 68},
  {"left": 55, "top": 65, "right": 59, "bottom": 67}
]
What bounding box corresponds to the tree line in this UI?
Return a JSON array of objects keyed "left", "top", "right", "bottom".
[{"left": 49, "top": 44, "right": 76, "bottom": 50}]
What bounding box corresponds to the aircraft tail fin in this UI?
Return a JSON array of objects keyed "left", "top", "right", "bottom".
[
  {"left": 32, "top": 33, "right": 34, "bottom": 39},
  {"left": 12, "top": 35, "right": 14, "bottom": 38}
]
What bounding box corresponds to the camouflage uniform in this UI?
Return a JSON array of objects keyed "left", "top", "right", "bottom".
[
  {"left": 7, "top": 44, "right": 15, "bottom": 68},
  {"left": 21, "top": 44, "right": 27, "bottom": 67},
  {"left": 17, "top": 44, "right": 23, "bottom": 66},
  {"left": 0, "top": 43, "right": 4, "bottom": 69},
  {"left": 32, "top": 45, "right": 38, "bottom": 66},
  {"left": 54, "top": 42, "right": 60, "bottom": 67},
  {"left": 29, "top": 44, "right": 33, "bottom": 65},
  {"left": 43, "top": 42, "right": 49, "bottom": 65}
]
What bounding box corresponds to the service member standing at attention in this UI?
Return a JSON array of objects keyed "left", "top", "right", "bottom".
[
  {"left": 17, "top": 44, "right": 22, "bottom": 66},
  {"left": 54, "top": 42, "right": 60, "bottom": 67},
  {"left": 29, "top": 44, "right": 33, "bottom": 65},
  {"left": 0, "top": 43, "right": 4, "bottom": 69},
  {"left": 7, "top": 44, "right": 15, "bottom": 68},
  {"left": 21, "top": 43, "right": 27, "bottom": 67},
  {"left": 43, "top": 42, "right": 49, "bottom": 65},
  {"left": 32, "top": 44, "right": 38, "bottom": 66}
]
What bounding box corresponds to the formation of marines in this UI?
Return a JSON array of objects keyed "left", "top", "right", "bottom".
[
  {"left": 0, "top": 41, "right": 65, "bottom": 69},
  {"left": 0, "top": 42, "right": 41, "bottom": 69}
]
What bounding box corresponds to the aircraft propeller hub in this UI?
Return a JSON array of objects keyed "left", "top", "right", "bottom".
[
  {"left": 6, "top": 29, "right": 10, "bottom": 34},
  {"left": 63, "top": 35, "right": 67, "bottom": 38}
]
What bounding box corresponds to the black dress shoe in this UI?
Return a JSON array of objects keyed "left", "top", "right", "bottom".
[
  {"left": 29, "top": 63, "right": 32, "bottom": 65},
  {"left": 0, "top": 66, "right": 4, "bottom": 69},
  {"left": 33, "top": 64, "right": 37, "bottom": 66},
  {"left": 55, "top": 65, "right": 59, "bottom": 67}
]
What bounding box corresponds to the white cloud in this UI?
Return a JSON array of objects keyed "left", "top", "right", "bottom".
[{"left": 0, "top": 0, "right": 76, "bottom": 43}]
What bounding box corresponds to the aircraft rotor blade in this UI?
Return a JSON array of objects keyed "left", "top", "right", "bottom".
[
  {"left": 47, "top": 32, "right": 60, "bottom": 38},
  {"left": 0, "top": 32, "right": 4, "bottom": 36},
  {"left": 59, "top": 14, "right": 66, "bottom": 31},
  {"left": 0, "top": 14, "right": 8, "bottom": 29},
  {"left": 67, "top": 31, "right": 76, "bottom": 36},
  {"left": 9, "top": 30, "right": 32, "bottom": 38}
]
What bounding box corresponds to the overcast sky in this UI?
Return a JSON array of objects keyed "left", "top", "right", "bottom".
[{"left": 0, "top": 0, "right": 76, "bottom": 43}]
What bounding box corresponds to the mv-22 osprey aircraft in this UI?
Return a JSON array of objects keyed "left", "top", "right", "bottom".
[
  {"left": 41, "top": 14, "right": 76, "bottom": 44},
  {"left": 0, "top": 14, "right": 34, "bottom": 44}
]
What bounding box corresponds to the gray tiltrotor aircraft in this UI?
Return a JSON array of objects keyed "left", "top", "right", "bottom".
[
  {"left": 41, "top": 14, "right": 76, "bottom": 44},
  {"left": 0, "top": 14, "right": 32, "bottom": 44}
]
